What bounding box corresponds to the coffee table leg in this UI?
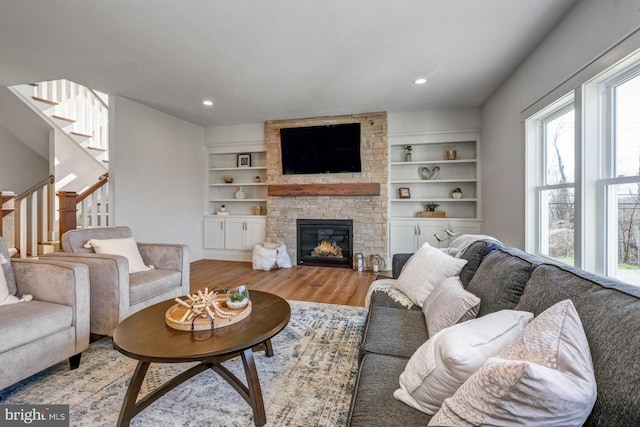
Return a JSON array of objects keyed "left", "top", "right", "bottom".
[
  {"left": 241, "top": 348, "right": 266, "bottom": 426},
  {"left": 117, "top": 360, "right": 150, "bottom": 427}
]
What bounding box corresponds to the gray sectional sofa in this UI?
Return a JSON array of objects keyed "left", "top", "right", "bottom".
[{"left": 347, "top": 240, "right": 640, "bottom": 426}]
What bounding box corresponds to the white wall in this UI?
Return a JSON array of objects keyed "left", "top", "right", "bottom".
[
  {"left": 482, "top": 0, "right": 640, "bottom": 248},
  {"left": 0, "top": 125, "right": 49, "bottom": 194},
  {"left": 110, "top": 96, "right": 205, "bottom": 260},
  {"left": 388, "top": 109, "right": 482, "bottom": 134}
]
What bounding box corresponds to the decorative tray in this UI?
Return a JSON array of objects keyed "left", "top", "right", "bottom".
[{"left": 165, "top": 287, "right": 251, "bottom": 331}]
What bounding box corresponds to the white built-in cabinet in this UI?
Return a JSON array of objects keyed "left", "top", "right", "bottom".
[
  {"left": 203, "top": 215, "right": 266, "bottom": 260},
  {"left": 388, "top": 130, "right": 483, "bottom": 253},
  {"left": 204, "top": 142, "right": 267, "bottom": 261}
]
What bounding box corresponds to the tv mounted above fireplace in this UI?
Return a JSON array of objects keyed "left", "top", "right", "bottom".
[{"left": 280, "top": 123, "right": 361, "bottom": 175}]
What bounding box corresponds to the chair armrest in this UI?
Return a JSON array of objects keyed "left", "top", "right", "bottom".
[
  {"left": 138, "top": 243, "right": 190, "bottom": 294},
  {"left": 11, "top": 258, "right": 90, "bottom": 351},
  {"left": 392, "top": 253, "right": 413, "bottom": 279},
  {"left": 137, "top": 243, "right": 189, "bottom": 271},
  {"left": 12, "top": 258, "right": 89, "bottom": 309},
  {"left": 41, "top": 253, "right": 130, "bottom": 325}
]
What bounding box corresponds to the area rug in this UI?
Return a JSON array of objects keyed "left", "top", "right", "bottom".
[{"left": 0, "top": 300, "right": 367, "bottom": 426}]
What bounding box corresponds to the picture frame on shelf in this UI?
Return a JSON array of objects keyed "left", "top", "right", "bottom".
[
  {"left": 398, "top": 187, "right": 411, "bottom": 199},
  {"left": 237, "top": 153, "right": 251, "bottom": 168}
]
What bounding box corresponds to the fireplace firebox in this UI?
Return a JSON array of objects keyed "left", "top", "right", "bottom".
[{"left": 296, "top": 219, "right": 353, "bottom": 268}]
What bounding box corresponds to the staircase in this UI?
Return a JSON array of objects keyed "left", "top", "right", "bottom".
[
  {"left": 2, "top": 80, "right": 111, "bottom": 257},
  {"left": 11, "top": 80, "right": 109, "bottom": 164}
]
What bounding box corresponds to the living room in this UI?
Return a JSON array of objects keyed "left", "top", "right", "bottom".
[{"left": 1, "top": 1, "right": 640, "bottom": 426}]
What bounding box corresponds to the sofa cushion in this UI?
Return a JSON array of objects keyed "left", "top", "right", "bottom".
[
  {"left": 349, "top": 353, "right": 432, "bottom": 426},
  {"left": 0, "top": 300, "right": 72, "bottom": 353},
  {"left": 515, "top": 264, "right": 640, "bottom": 426},
  {"left": 394, "top": 309, "right": 533, "bottom": 415},
  {"left": 396, "top": 242, "right": 467, "bottom": 307},
  {"left": 457, "top": 239, "right": 504, "bottom": 287},
  {"left": 369, "top": 288, "right": 420, "bottom": 310},
  {"left": 129, "top": 269, "right": 182, "bottom": 305},
  {"left": 466, "top": 247, "right": 540, "bottom": 316},
  {"left": 421, "top": 276, "right": 480, "bottom": 336},
  {"left": 361, "top": 305, "right": 428, "bottom": 359},
  {"left": 431, "top": 300, "right": 596, "bottom": 426}
]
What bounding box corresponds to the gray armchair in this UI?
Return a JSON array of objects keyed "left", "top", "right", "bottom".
[
  {"left": 0, "top": 237, "right": 90, "bottom": 390},
  {"left": 42, "top": 226, "right": 190, "bottom": 336}
]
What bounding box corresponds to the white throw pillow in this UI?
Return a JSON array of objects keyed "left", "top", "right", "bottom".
[
  {"left": 85, "top": 237, "right": 151, "bottom": 274},
  {"left": 396, "top": 242, "right": 468, "bottom": 307},
  {"left": 394, "top": 309, "right": 533, "bottom": 415},
  {"left": 431, "top": 300, "right": 597, "bottom": 426},
  {"left": 252, "top": 244, "right": 277, "bottom": 271},
  {"left": 422, "top": 276, "right": 480, "bottom": 336},
  {"left": 0, "top": 254, "right": 10, "bottom": 304},
  {"left": 276, "top": 244, "right": 293, "bottom": 268}
]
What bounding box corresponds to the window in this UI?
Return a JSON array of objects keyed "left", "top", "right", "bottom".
[
  {"left": 526, "top": 50, "right": 640, "bottom": 286},
  {"left": 601, "top": 70, "right": 640, "bottom": 285},
  {"left": 528, "top": 98, "right": 575, "bottom": 265}
]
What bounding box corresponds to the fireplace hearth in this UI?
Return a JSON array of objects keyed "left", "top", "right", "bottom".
[{"left": 296, "top": 219, "right": 353, "bottom": 268}]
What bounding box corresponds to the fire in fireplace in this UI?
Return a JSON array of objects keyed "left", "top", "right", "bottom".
[{"left": 297, "top": 219, "right": 353, "bottom": 268}]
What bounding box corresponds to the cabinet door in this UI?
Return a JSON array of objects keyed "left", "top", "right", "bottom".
[
  {"left": 224, "top": 218, "right": 246, "bottom": 250},
  {"left": 417, "top": 224, "right": 446, "bottom": 248},
  {"left": 389, "top": 221, "right": 418, "bottom": 255},
  {"left": 244, "top": 218, "right": 266, "bottom": 249},
  {"left": 203, "top": 217, "right": 225, "bottom": 249}
]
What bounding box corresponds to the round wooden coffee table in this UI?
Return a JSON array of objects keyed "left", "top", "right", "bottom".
[{"left": 112, "top": 290, "right": 291, "bottom": 427}]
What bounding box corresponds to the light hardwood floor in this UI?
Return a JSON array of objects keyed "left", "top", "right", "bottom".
[{"left": 190, "top": 259, "right": 378, "bottom": 306}]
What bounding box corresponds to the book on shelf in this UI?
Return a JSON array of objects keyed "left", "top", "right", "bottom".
[{"left": 216, "top": 211, "right": 230, "bottom": 216}]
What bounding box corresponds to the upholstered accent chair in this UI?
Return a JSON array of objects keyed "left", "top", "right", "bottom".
[
  {"left": 0, "top": 236, "right": 90, "bottom": 390},
  {"left": 43, "top": 226, "right": 190, "bottom": 336}
]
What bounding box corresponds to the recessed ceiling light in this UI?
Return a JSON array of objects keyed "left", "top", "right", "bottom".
[
  {"left": 414, "top": 78, "right": 427, "bottom": 85},
  {"left": 202, "top": 99, "right": 214, "bottom": 107}
]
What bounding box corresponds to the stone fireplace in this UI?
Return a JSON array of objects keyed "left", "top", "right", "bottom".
[
  {"left": 264, "top": 112, "right": 388, "bottom": 265},
  {"left": 297, "top": 219, "right": 353, "bottom": 268}
]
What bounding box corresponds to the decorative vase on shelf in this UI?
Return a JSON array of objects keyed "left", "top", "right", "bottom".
[
  {"left": 404, "top": 145, "right": 413, "bottom": 162},
  {"left": 235, "top": 187, "right": 245, "bottom": 200},
  {"left": 223, "top": 175, "right": 233, "bottom": 184},
  {"left": 452, "top": 188, "right": 463, "bottom": 199}
]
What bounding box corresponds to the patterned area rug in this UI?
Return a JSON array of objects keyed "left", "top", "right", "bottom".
[{"left": 0, "top": 300, "right": 367, "bottom": 426}]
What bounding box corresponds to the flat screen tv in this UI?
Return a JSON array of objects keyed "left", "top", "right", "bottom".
[{"left": 280, "top": 123, "right": 361, "bottom": 175}]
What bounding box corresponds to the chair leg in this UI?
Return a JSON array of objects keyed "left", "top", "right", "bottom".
[{"left": 69, "top": 353, "right": 82, "bottom": 370}]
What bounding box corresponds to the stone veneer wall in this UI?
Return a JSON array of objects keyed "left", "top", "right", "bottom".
[{"left": 265, "top": 112, "right": 388, "bottom": 264}]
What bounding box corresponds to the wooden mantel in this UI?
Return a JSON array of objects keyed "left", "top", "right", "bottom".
[{"left": 268, "top": 183, "right": 380, "bottom": 197}]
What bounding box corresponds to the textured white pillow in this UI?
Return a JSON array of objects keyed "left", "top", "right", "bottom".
[
  {"left": 396, "top": 242, "right": 468, "bottom": 307},
  {"left": 85, "top": 237, "right": 151, "bottom": 274},
  {"left": 394, "top": 309, "right": 533, "bottom": 415},
  {"left": 252, "top": 244, "right": 277, "bottom": 271},
  {"left": 0, "top": 254, "right": 10, "bottom": 303},
  {"left": 422, "top": 276, "right": 480, "bottom": 336},
  {"left": 431, "top": 300, "right": 597, "bottom": 426}
]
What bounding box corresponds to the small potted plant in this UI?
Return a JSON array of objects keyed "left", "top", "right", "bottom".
[
  {"left": 452, "top": 188, "right": 463, "bottom": 199},
  {"left": 226, "top": 285, "right": 249, "bottom": 309},
  {"left": 220, "top": 204, "right": 226, "bottom": 212},
  {"left": 424, "top": 202, "right": 440, "bottom": 212},
  {"left": 403, "top": 145, "right": 413, "bottom": 162}
]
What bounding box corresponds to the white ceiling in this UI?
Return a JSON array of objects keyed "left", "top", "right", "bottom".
[{"left": 0, "top": 0, "right": 579, "bottom": 128}]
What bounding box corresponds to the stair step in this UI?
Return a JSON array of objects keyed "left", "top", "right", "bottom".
[
  {"left": 51, "top": 115, "right": 76, "bottom": 124},
  {"left": 86, "top": 146, "right": 107, "bottom": 152},
  {"left": 32, "top": 96, "right": 58, "bottom": 106},
  {"left": 70, "top": 131, "right": 93, "bottom": 139}
]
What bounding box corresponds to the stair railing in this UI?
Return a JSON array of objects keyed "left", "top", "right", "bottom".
[
  {"left": 13, "top": 175, "right": 56, "bottom": 258},
  {"left": 58, "top": 173, "right": 110, "bottom": 238}
]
